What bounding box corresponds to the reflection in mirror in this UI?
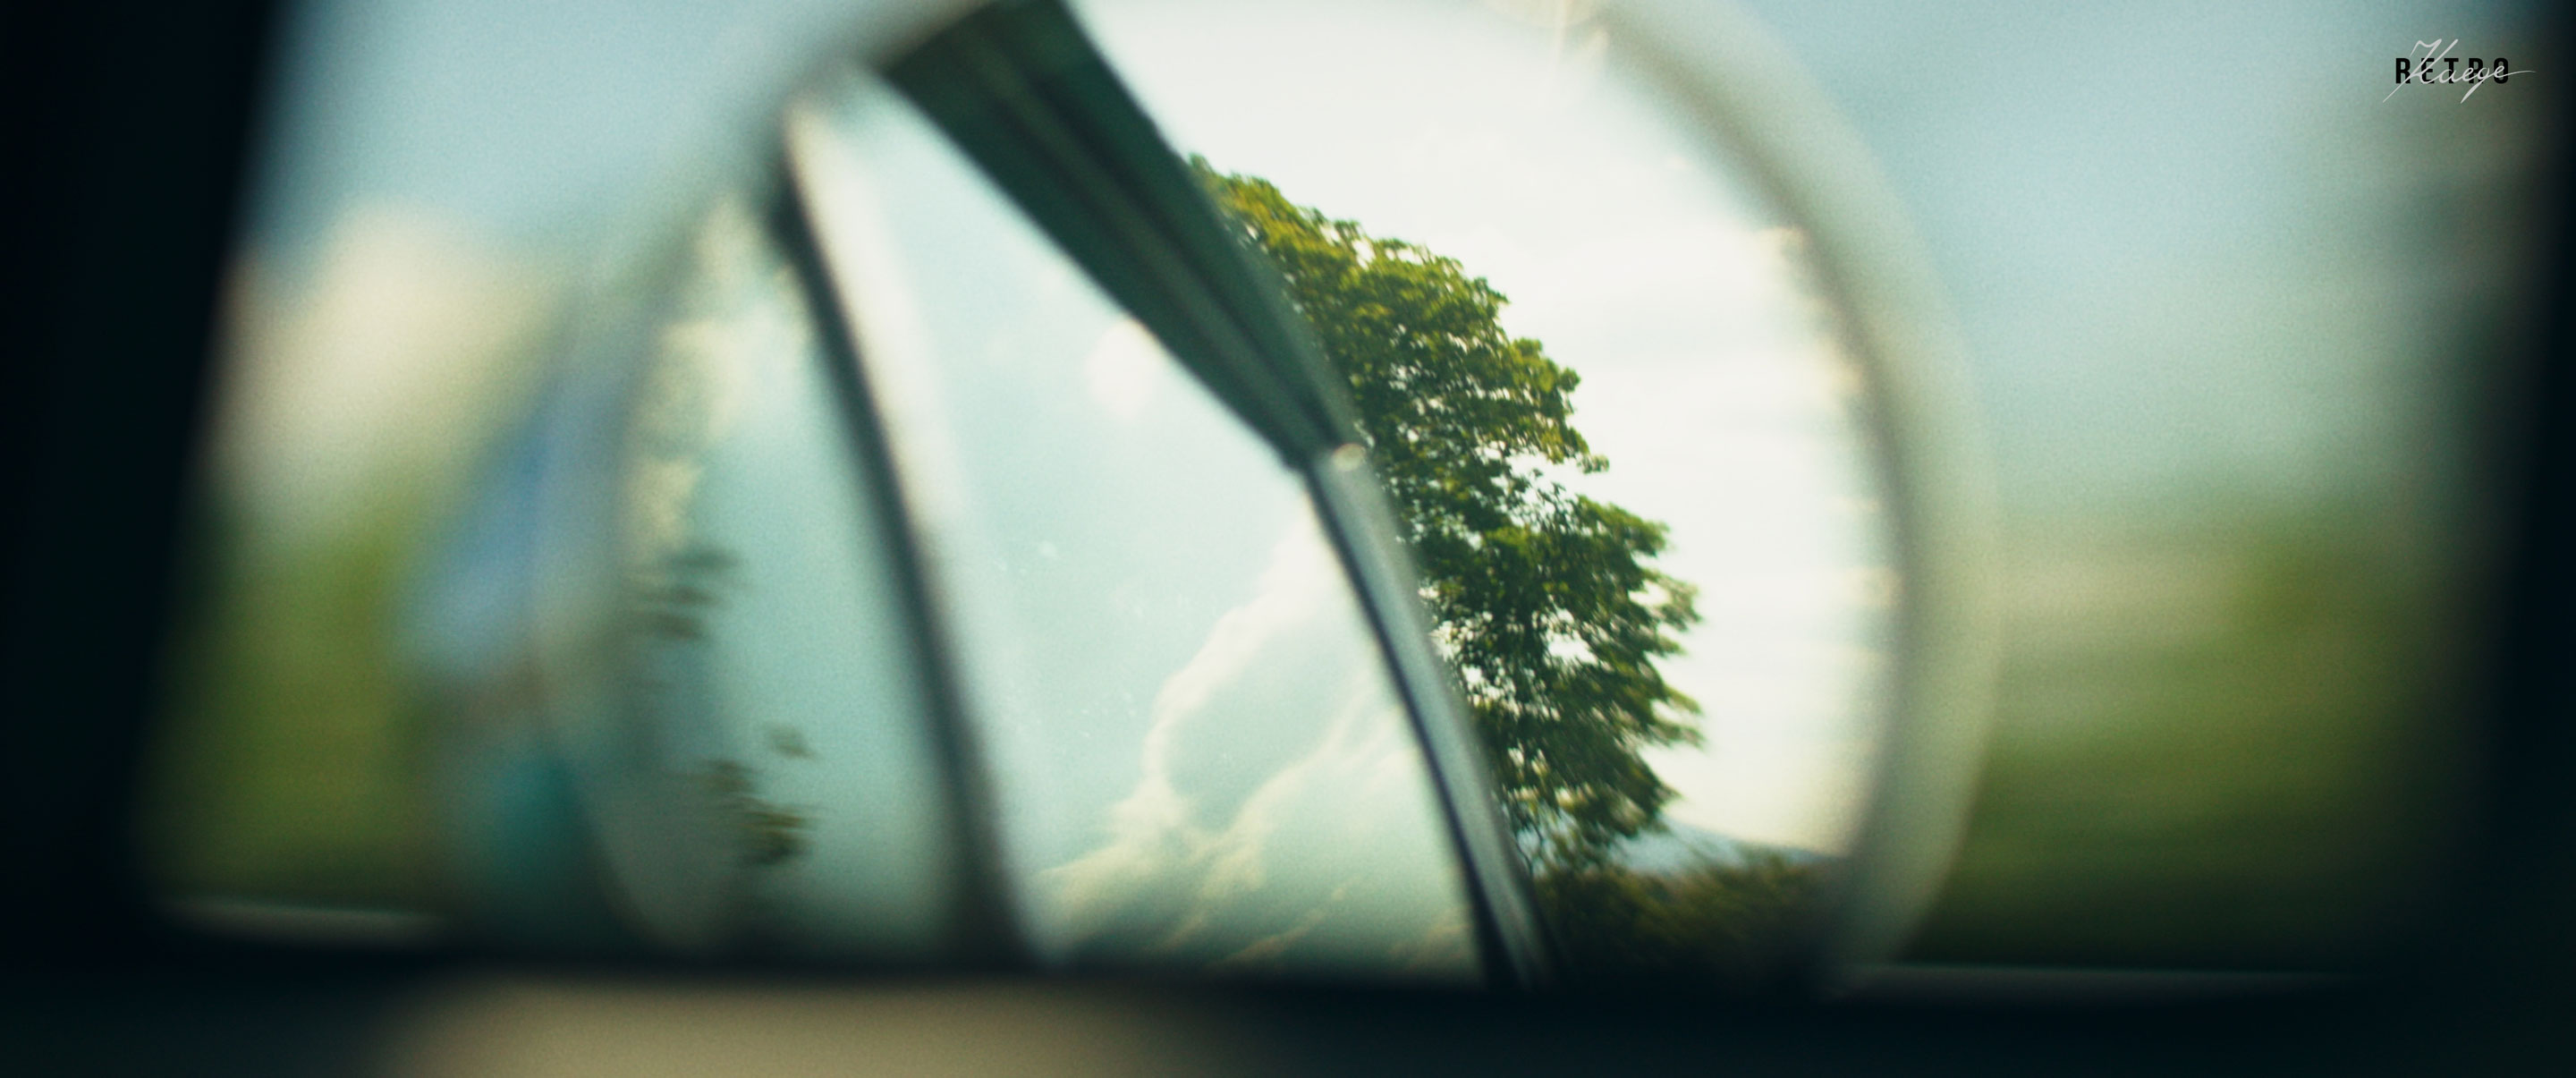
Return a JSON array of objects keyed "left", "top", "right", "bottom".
[
  {"left": 786, "top": 72, "right": 1483, "bottom": 982},
  {"left": 1077, "top": 0, "right": 1897, "bottom": 984},
  {"left": 606, "top": 195, "right": 966, "bottom": 958}
]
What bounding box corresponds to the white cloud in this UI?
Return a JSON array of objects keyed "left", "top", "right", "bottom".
[
  {"left": 1039, "top": 521, "right": 1474, "bottom": 980},
  {"left": 214, "top": 204, "right": 559, "bottom": 556},
  {"left": 1082, "top": 318, "right": 1165, "bottom": 421},
  {"left": 1653, "top": 726, "right": 1882, "bottom": 853},
  {"left": 623, "top": 199, "right": 812, "bottom": 574}
]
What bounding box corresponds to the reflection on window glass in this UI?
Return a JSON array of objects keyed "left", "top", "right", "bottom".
[
  {"left": 1075, "top": 0, "right": 1893, "bottom": 983},
  {"left": 788, "top": 73, "right": 1479, "bottom": 981},
  {"left": 614, "top": 196, "right": 961, "bottom": 958}
]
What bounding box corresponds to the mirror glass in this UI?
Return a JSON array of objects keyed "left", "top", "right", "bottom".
[
  {"left": 139, "top": 0, "right": 1911, "bottom": 985},
  {"left": 1072, "top": 0, "right": 1899, "bottom": 981},
  {"left": 781, "top": 71, "right": 1485, "bottom": 981},
  {"left": 604, "top": 193, "right": 968, "bottom": 957}
]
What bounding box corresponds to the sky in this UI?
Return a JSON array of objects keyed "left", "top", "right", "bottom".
[{"left": 1073, "top": 0, "right": 1897, "bottom": 853}]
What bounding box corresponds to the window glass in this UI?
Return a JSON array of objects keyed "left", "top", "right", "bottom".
[
  {"left": 609, "top": 194, "right": 962, "bottom": 957},
  {"left": 787, "top": 72, "right": 1480, "bottom": 981},
  {"left": 1068, "top": 0, "right": 1898, "bottom": 981}
]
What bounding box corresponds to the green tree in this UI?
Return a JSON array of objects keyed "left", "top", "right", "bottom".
[
  {"left": 1200, "top": 166, "right": 1702, "bottom": 869},
  {"left": 1536, "top": 852, "right": 1824, "bottom": 987}
]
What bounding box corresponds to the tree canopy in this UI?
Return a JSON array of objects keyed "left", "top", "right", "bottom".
[{"left": 1200, "top": 166, "right": 1702, "bottom": 869}]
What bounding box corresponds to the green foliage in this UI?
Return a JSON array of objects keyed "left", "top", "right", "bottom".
[
  {"left": 1536, "top": 853, "right": 1826, "bottom": 988},
  {"left": 1199, "top": 165, "right": 1702, "bottom": 868},
  {"left": 142, "top": 499, "right": 435, "bottom": 908},
  {"left": 699, "top": 759, "right": 809, "bottom": 869},
  {"left": 631, "top": 545, "right": 739, "bottom": 641},
  {"left": 631, "top": 543, "right": 814, "bottom": 872}
]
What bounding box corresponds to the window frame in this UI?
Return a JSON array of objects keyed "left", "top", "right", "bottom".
[{"left": 760, "top": 0, "right": 1556, "bottom": 987}]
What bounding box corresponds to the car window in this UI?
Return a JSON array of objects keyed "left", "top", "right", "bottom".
[
  {"left": 605, "top": 193, "right": 970, "bottom": 959},
  {"left": 782, "top": 71, "right": 1482, "bottom": 981}
]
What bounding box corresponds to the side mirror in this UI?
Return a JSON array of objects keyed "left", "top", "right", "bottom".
[{"left": 159, "top": 0, "right": 1999, "bottom": 995}]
